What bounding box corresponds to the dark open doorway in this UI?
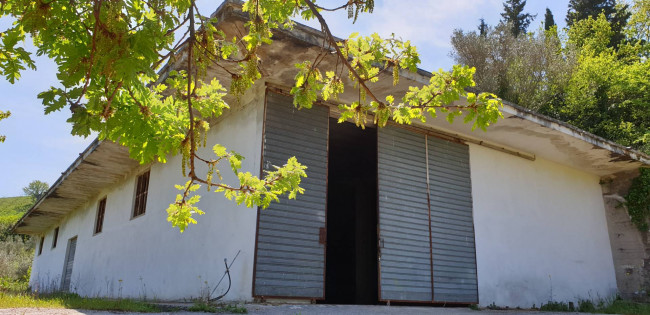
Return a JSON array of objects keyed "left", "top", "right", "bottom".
[{"left": 323, "top": 119, "right": 378, "bottom": 304}]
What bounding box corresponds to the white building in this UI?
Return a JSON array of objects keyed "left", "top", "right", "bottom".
[{"left": 14, "top": 0, "right": 650, "bottom": 308}]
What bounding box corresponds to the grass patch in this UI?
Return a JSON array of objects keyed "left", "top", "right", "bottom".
[
  {"left": 189, "top": 301, "right": 218, "bottom": 313},
  {"left": 540, "top": 301, "right": 572, "bottom": 312},
  {"left": 0, "top": 292, "right": 161, "bottom": 312},
  {"left": 221, "top": 304, "right": 247, "bottom": 314},
  {"left": 0, "top": 277, "right": 30, "bottom": 293},
  {"left": 597, "top": 300, "right": 650, "bottom": 314},
  {"left": 188, "top": 301, "right": 247, "bottom": 313},
  {"left": 536, "top": 299, "right": 650, "bottom": 314}
]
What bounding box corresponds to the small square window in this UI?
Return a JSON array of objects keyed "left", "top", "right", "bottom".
[
  {"left": 52, "top": 227, "right": 59, "bottom": 249},
  {"left": 95, "top": 197, "right": 107, "bottom": 234},
  {"left": 38, "top": 237, "right": 44, "bottom": 255},
  {"left": 132, "top": 170, "right": 150, "bottom": 218}
]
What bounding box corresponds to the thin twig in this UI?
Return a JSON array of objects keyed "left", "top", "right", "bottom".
[{"left": 303, "top": 0, "right": 384, "bottom": 107}]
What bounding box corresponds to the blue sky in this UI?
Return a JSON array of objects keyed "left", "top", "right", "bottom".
[{"left": 0, "top": 0, "right": 569, "bottom": 197}]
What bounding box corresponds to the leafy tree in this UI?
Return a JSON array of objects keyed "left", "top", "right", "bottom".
[
  {"left": 500, "top": 0, "right": 536, "bottom": 36},
  {"left": 453, "top": 11, "right": 648, "bottom": 152},
  {"left": 567, "top": 0, "right": 617, "bottom": 25},
  {"left": 566, "top": 0, "right": 631, "bottom": 47},
  {"left": 478, "top": 18, "right": 489, "bottom": 36},
  {"left": 545, "top": 8, "right": 556, "bottom": 31},
  {"left": 22, "top": 180, "right": 49, "bottom": 201},
  {"left": 563, "top": 14, "right": 649, "bottom": 152},
  {"left": 627, "top": 0, "right": 650, "bottom": 55},
  {"left": 450, "top": 24, "right": 571, "bottom": 112},
  {"left": 0, "top": 0, "right": 503, "bottom": 232}
]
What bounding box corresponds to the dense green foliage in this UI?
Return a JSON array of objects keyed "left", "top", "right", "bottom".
[
  {"left": 567, "top": 0, "right": 630, "bottom": 47},
  {"left": 0, "top": 0, "right": 503, "bottom": 231},
  {"left": 627, "top": 168, "right": 650, "bottom": 230},
  {"left": 0, "top": 196, "right": 33, "bottom": 293},
  {"left": 0, "top": 196, "right": 31, "bottom": 220}
]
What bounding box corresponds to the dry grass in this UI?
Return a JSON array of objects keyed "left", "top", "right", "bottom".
[{"left": 0, "top": 292, "right": 161, "bottom": 312}]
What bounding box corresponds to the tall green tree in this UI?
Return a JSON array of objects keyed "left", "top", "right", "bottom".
[
  {"left": 478, "top": 18, "right": 489, "bottom": 36},
  {"left": 567, "top": 0, "right": 617, "bottom": 25},
  {"left": 545, "top": 8, "right": 556, "bottom": 31},
  {"left": 500, "top": 0, "right": 536, "bottom": 36},
  {"left": 566, "top": 0, "right": 631, "bottom": 47},
  {"left": 0, "top": 0, "right": 503, "bottom": 231},
  {"left": 22, "top": 180, "right": 49, "bottom": 201}
]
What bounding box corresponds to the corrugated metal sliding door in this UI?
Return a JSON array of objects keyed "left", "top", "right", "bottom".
[
  {"left": 61, "top": 236, "right": 77, "bottom": 292},
  {"left": 428, "top": 137, "right": 478, "bottom": 303},
  {"left": 253, "top": 92, "right": 329, "bottom": 299},
  {"left": 377, "top": 125, "right": 432, "bottom": 301},
  {"left": 377, "top": 125, "right": 478, "bottom": 304}
]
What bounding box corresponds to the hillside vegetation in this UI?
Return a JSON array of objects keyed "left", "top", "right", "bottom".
[
  {"left": 0, "top": 196, "right": 32, "bottom": 225},
  {"left": 0, "top": 196, "right": 34, "bottom": 292}
]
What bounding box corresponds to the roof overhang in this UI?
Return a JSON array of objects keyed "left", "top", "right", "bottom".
[
  {"left": 14, "top": 0, "right": 649, "bottom": 234},
  {"left": 13, "top": 140, "right": 139, "bottom": 234}
]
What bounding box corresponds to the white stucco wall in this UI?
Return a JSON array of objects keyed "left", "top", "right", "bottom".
[
  {"left": 29, "top": 88, "right": 618, "bottom": 306},
  {"left": 29, "top": 83, "right": 267, "bottom": 301},
  {"left": 470, "top": 144, "right": 617, "bottom": 307}
]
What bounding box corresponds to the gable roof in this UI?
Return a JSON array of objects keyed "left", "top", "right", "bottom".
[{"left": 13, "top": 0, "right": 649, "bottom": 234}]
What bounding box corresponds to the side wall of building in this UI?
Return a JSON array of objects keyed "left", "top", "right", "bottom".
[
  {"left": 28, "top": 86, "right": 620, "bottom": 306},
  {"left": 601, "top": 169, "right": 649, "bottom": 301},
  {"left": 29, "top": 84, "right": 267, "bottom": 301},
  {"left": 470, "top": 144, "right": 618, "bottom": 307}
]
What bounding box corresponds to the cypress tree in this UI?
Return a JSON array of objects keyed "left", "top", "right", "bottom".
[
  {"left": 500, "top": 0, "right": 536, "bottom": 37},
  {"left": 478, "top": 18, "right": 489, "bottom": 36},
  {"left": 566, "top": 0, "right": 615, "bottom": 26},
  {"left": 544, "top": 8, "right": 556, "bottom": 31}
]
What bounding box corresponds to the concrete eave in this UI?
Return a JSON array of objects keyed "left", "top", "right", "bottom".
[{"left": 12, "top": 140, "right": 138, "bottom": 235}]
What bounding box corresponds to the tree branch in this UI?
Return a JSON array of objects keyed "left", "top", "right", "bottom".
[
  {"left": 73, "top": 0, "right": 103, "bottom": 111},
  {"left": 303, "top": 0, "right": 384, "bottom": 106}
]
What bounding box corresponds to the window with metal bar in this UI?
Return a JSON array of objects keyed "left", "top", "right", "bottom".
[
  {"left": 95, "top": 197, "right": 107, "bottom": 234},
  {"left": 132, "top": 170, "right": 150, "bottom": 218},
  {"left": 38, "top": 237, "right": 44, "bottom": 255},
  {"left": 52, "top": 227, "right": 59, "bottom": 249}
]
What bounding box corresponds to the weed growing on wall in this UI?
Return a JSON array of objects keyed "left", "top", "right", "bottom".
[{"left": 626, "top": 168, "right": 650, "bottom": 231}]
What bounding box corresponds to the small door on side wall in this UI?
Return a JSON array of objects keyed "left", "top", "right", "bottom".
[
  {"left": 253, "top": 92, "right": 329, "bottom": 299},
  {"left": 61, "top": 236, "right": 77, "bottom": 292}
]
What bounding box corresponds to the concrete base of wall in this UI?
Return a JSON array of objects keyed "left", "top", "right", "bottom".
[{"left": 601, "top": 169, "right": 650, "bottom": 301}]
